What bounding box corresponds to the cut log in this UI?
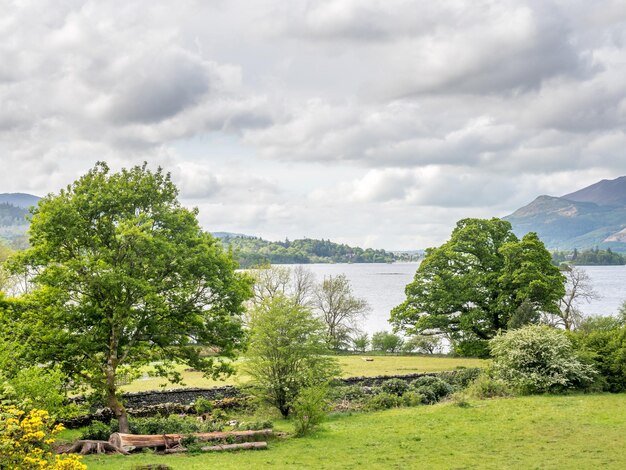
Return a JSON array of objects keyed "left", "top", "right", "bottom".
[
  {"left": 109, "top": 429, "right": 273, "bottom": 451},
  {"left": 163, "top": 442, "right": 268, "bottom": 453},
  {"left": 60, "top": 440, "right": 130, "bottom": 455}
]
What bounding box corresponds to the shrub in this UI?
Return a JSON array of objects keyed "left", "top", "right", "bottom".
[
  {"left": 193, "top": 397, "right": 213, "bottom": 414},
  {"left": 439, "top": 368, "right": 482, "bottom": 389},
  {"left": 329, "top": 385, "right": 367, "bottom": 402},
  {"left": 402, "top": 391, "right": 424, "bottom": 407},
  {"left": 364, "top": 392, "right": 403, "bottom": 411},
  {"left": 380, "top": 379, "right": 410, "bottom": 396},
  {"left": 80, "top": 420, "right": 113, "bottom": 441},
  {"left": 571, "top": 326, "right": 626, "bottom": 392},
  {"left": 292, "top": 386, "right": 329, "bottom": 437},
  {"left": 0, "top": 405, "right": 86, "bottom": 469},
  {"left": 411, "top": 377, "right": 453, "bottom": 400},
  {"left": 465, "top": 372, "right": 512, "bottom": 399},
  {"left": 490, "top": 325, "right": 596, "bottom": 394},
  {"left": 413, "top": 387, "right": 437, "bottom": 404}
]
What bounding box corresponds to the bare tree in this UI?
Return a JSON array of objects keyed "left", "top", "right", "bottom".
[
  {"left": 543, "top": 267, "right": 598, "bottom": 330},
  {"left": 313, "top": 274, "right": 370, "bottom": 350},
  {"left": 249, "top": 264, "right": 316, "bottom": 307}
]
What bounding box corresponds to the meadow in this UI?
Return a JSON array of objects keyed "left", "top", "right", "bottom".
[
  {"left": 119, "top": 355, "right": 486, "bottom": 392},
  {"left": 83, "top": 393, "right": 626, "bottom": 469}
]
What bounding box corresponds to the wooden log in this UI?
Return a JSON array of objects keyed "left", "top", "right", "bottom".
[
  {"left": 163, "top": 442, "right": 268, "bottom": 453},
  {"left": 109, "top": 429, "right": 273, "bottom": 450}
]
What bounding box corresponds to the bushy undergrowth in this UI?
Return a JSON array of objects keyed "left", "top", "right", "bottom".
[
  {"left": 464, "top": 371, "right": 512, "bottom": 399},
  {"left": 570, "top": 326, "right": 626, "bottom": 392},
  {"left": 80, "top": 415, "right": 223, "bottom": 440},
  {"left": 490, "top": 325, "right": 596, "bottom": 394},
  {"left": 292, "top": 386, "right": 330, "bottom": 437}
]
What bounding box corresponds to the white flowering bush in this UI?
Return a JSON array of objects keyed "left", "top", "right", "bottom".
[{"left": 490, "top": 325, "right": 595, "bottom": 394}]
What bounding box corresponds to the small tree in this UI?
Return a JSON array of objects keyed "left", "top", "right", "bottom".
[
  {"left": 490, "top": 325, "right": 595, "bottom": 394},
  {"left": 352, "top": 333, "right": 370, "bottom": 352},
  {"left": 314, "top": 274, "right": 370, "bottom": 350},
  {"left": 402, "top": 335, "right": 442, "bottom": 354},
  {"left": 371, "top": 331, "right": 404, "bottom": 353},
  {"left": 245, "top": 295, "right": 339, "bottom": 417},
  {"left": 5, "top": 162, "right": 252, "bottom": 432}
]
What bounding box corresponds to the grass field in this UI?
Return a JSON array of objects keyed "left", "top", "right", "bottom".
[
  {"left": 83, "top": 393, "right": 626, "bottom": 469},
  {"left": 119, "top": 355, "right": 485, "bottom": 392}
]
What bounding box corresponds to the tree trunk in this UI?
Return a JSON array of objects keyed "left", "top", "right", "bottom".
[
  {"left": 109, "top": 430, "right": 273, "bottom": 451},
  {"left": 105, "top": 362, "right": 129, "bottom": 433}
]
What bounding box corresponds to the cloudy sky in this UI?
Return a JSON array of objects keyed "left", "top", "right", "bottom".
[{"left": 1, "top": 0, "right": 625, "bottom": 249}]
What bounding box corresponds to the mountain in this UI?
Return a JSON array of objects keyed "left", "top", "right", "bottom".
[
  {"left": 0, "top": 193, "right": 40, "bottom": 209},
  {"left": 0, "top": 193, "right": 40, "bottom": 246},
  {"left": 505, "top": 177, "right": 626, "bottom": 252}
]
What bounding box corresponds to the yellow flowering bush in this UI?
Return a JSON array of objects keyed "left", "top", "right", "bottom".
[{"left": 0, "top": 405, "right": 86, "bottom": 470}]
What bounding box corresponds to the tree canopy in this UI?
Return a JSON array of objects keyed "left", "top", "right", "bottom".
[
  {"left": 4, "top": 162, "right": 252, "bottom": 432},
  {"left": 390, "top": 218, "right": 565, "bottom": 356}
]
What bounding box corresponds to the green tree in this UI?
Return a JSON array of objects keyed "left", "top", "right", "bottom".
[
  {"left": 245, "top": 295, "right": 339, "bottom": 417},
  {"left": 314, "top": 274, "right": 370, "bottom": 350},
  {"left": 352, "top": 333, "right": 370, "bottom": 352},
  {"left": 371, "top": 331, "right": 404, "bottom": 353},
  {"left": 391, "top": 218, "right": 564, "bottom": 357},
  {"left": 5, "top": 162, "right": 251, "bottom": 432}
]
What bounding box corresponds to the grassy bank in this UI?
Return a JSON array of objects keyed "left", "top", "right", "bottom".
[
  {"left": 120, "top": 355, "right": 486, "bottom": 393},
  {"left": 83, "top": 393, "right": 626, "bottom": 469}
]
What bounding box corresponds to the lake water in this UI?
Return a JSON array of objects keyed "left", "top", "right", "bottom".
[{"left": 288, "top": 263, "right": 626, "bottom": 335}]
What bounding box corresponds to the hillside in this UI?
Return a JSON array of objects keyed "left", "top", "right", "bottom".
[
  {"left": 505, "top": 177, "right": 626, "bottom": 251},
  {"left": 220, "top": 235, "right": 396, "bottom": 267},
  {"left": 0, "top": 193, "right": 40, "bottom": 246}
]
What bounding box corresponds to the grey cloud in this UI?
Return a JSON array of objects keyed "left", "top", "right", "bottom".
[{"left": 106, "top": 50, "right": 211, "bottom": 124}]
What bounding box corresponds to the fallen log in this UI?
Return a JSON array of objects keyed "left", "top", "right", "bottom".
[
  {"left": 60, "top": 440, "right": 130, "bottom": 455},
  {"left": 109, "top": 429, "right": 273, "bottom": 451},
  {"left": 163, "top": 442, "right": 268, "bottom": 453}
]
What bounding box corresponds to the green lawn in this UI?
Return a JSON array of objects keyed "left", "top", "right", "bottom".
[
  {"left": 120, "top": 355, "right": 485, "bottom": 392},
  {"left": 83, "top": 394, "right": 626, "bottom": 469}
]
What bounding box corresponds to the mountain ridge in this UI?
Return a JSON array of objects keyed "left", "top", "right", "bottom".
[{"left": 505, "top": 176, "right": 626, "bottom": 252}]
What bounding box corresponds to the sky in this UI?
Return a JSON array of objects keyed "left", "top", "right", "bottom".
[{"left": 1, "top": 0, "right": 625, "bottom": 250}]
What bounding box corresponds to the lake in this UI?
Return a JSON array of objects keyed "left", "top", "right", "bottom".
[{"left": 288, "top": 263, "right": 626, "bottom": 335}]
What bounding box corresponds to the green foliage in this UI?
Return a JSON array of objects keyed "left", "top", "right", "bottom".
[
  {"left": 351, "top": 333, "right": 369, "bottom": 353},
  {"left": 292, "top": 386, "right": 330, "bottom": 437},
  {"left": 391, "top": 218, "right": 565, "bottom": 357},
  {"left": 401, "top": 335, "right": 442, "bottom": 354},
  {"left": 80, "top": 416, "right": 222, "bottom": 440},
  {"left": 364, "top": 392, "right": 404, "bottom": 411},
  {"left": 464, "top": 372, "right": 512, "bottom": 399},
  {"left": 411, "top": 376, "right": 453, "bottom": 400},
  {"left": 570, "top": 324, "right": 626, "bottom": 392},
  {"left": 221, "top": 236, "right": 395, "bottom": 267},
  {"left": 328, "top": 385, "right": 368, "bottom": 403},
  {"left": 4, "top": 162, "right": 252, "bottom": 432},
  {"left": 490, "top": 325, "right": 595, "bottom": 394},
  {"left": 371, "top": 331, "right": 404, "bottom": 353},
  {"left": 0, "top": 366, "right": 80, "bottom": 418},
  {"left": 245, "top": 295, "right": 340, "bottom": 417},
  {"left": 193, "top": 397, "right": 213, "bottom": 414},
  {"left": 380, "top": 379, "right": 410, "bottom": 396}
]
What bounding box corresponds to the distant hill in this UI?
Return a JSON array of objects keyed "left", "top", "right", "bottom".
[
  {"left": 505, "top": 177, "right": 626, "bottom": 252},
  {"left": 0, "top": 193, "right": 40, "bottom": 209},
  {"left": 0, "top": 193, "right": 40, "bottom": 247},
  {"left": 219, "top": 235, "right": 396, "bottom": 267}
]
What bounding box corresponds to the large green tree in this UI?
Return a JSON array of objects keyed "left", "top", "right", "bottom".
[
  {"left": 390, "top": 218, "right": 564, "bottom": 356},
  {"left": 5, "top": 162, "right": 251, "bottom": 432}
]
